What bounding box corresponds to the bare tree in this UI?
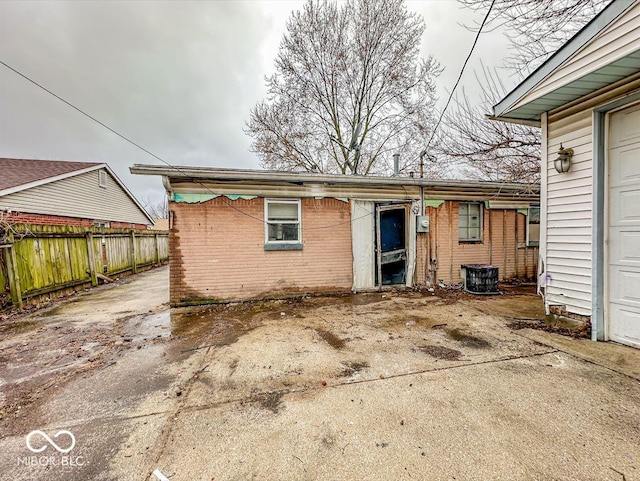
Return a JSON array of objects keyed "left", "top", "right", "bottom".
[
  {"left": 141, "top": 196, "right": 168, "bottom": 220},
  {"left": 442, "top": 0, "right": 610, "bottom": 182},
  {"left": 460, "top": 0, "right": 610, "bottom": 75},
  {"left": 246, "top": 0, "right": 442, "bottom": 176},
  {"left": 438, "top": 67, "right": 541, "bottom": 183}
]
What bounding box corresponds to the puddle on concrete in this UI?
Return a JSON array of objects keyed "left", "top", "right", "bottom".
[
  {"left": 316, "top": 329, "right": 346, "bottom": 349},
  {"left": 416, "top": 345, "right": 462, "bottom": 361},
  {"left": 169, "top": 306, "right": 261, "bottom": 352},
  {"left": 0, "top": 319, "right": 40, "bottom": 335},
  {"left": 121, "top": 310, "right": 171, "bottom": 343},
  {"left": 38, "top": 299, "right": 82, "bottom": 317},
  {"left": 446, "top": 328, "right": 491, "bottom": 348}
]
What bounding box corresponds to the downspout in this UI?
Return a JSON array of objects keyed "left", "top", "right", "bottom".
[{"left": 162, "top": 176, "right": 174, "bottom": 201}]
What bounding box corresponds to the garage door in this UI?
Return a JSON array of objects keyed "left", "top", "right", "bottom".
[{"left": 608, "top": 102, "right": 640, "bottom": 348}]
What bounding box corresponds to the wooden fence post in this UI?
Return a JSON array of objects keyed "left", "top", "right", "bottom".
[
  {"left": 5, "top": 232, "right": 23, "bottom": 309},
  {"left": 130, "top": 230, "right": 138, "bottom": 274},
  {"left": 85, "top": 231, "right": 98, "bottom": 287},
  {"left": 154, "top": 233, "right": 160, "bottom": 265}
]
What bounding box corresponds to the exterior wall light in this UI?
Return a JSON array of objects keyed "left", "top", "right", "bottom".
[{"left": 554, "top": 144, "right": 574, "bottom": 173}]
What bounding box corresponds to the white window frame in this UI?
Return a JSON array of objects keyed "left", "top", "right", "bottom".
[
  {"left": 264, "top": 198, "right": 301, "bottom": 244},
  {"left": 459, "top": 202, "right": 483, "bottom": 242},
  {"left": 99, "top": 170, "right": 108, "bottom": 188},
  {"left": 527, "top": 205, "right": 540, "bottom": 247}
]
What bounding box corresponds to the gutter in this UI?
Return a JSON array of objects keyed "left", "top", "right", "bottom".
[
  {"left": 130, "top": 164, "right": 540, "bottom": 195},
  {"left": 486, "top": 115, "right": 541, "bottom": 128}
]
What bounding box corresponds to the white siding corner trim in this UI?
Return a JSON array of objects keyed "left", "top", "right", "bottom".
[{"left": 539, "top": 112, "right": 549, "bottom": 300}]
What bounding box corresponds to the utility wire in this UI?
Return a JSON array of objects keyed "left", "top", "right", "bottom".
[
  {"left": 0, "top": 59, "right": 380, "bottom": 230},
  {"left": 425, "top": 0, "right": 496, "bottom": 151}
]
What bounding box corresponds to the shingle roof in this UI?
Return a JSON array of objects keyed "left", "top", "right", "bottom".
[{"left": 0, "top": 158, "right": 101, "bottom": 192}]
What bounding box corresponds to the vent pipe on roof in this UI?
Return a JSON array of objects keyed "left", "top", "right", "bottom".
[{"left": 393, "top": 153, "right": 400, "bottom": 176}]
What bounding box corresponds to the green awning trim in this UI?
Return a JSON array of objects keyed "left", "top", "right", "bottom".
[
  {"left": 174, "top": 193, "right": 257, "bottom": 203},
  {"left": 517, "top": 208, "right": 529, "bottom": 216},
  {"left": 174, "top": 193, "right": 218, "bottom": 203},
  {"left": 226, "top": 194, "right": 258, "bottom": 200},
  {"left": 423, "top": 199, "right": 445, "bottom": 208}
]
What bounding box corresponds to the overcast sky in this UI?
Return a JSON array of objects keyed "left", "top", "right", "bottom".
[{"left": 0, "top": 0, "right": 515, "bottom": 206}]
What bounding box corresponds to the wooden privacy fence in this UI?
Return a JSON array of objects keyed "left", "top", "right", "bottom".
[{"left": 0, "top": 224, "right": 168, "bottom": 309}]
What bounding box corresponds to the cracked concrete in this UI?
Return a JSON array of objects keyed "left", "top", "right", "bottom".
[{"left": 1, "top": 268, "right": 639, "bottom": 481}]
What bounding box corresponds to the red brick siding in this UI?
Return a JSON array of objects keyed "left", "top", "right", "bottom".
[
  {"left": 170, "top": 197, "right": 353, "bottom": 304},
  {"left": 414, "top": 201, "right": 538, "bottom": 285},
  {"left": 2, "top": 211, "right": 148, "bottom": 230}
]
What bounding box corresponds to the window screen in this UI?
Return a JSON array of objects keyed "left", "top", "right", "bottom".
[
  {"left": 528, "top": 206, "right": 540, "bottom": 247},
  {"left": 459, "top": 202, "right": 482, "bottom": 241},
  {"left": 266, "top": 200, "right": 300, "bottom": 242}
]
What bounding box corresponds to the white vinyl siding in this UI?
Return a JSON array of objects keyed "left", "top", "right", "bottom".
[
  {"left": 511, "top": 3, "right": 640, "bottom": 111},
  {"left": 545, "top": 109, "right": 594, "bottom": 315},
  {"left": 0, "top": 169, "right": 150, "bottom": 225}
]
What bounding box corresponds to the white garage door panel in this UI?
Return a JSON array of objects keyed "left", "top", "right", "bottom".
[
  {"left": 609, "top": 105, "right": 640, "bottom": 147},
  {"left": 610, "top": 268, "right": 640, "bottom": 306},
  {"left": 609, "top": 190, "right": 640, "bottom": 224},
  {"left": 608, "top": 103, "right": 640, "bottom": 348},
  {"left": 609, "top": 230, "right": 640, "bottom": 265},
  {"left": 609, "top": 145, "right": 640, "bottom": 186},
  {"left": 609, "top": 306, "right": 640, "bottom": 348}
]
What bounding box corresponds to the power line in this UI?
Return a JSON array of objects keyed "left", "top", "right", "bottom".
[
  {"left": 0, "top": 59, "right": 378, "bottom": 230},
  {"left": 424, "top": 0, "right": 496, "bottom": 151}
]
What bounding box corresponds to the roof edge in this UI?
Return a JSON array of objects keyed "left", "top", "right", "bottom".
[
  {"left": 130, "top": 164, "right": 540, "bottom": 194},
  {"left": 103, "top": 165, "right": 155, "bottom": 224},
  {"left": 1, "top": 162, "right": 154, "bottom": 225},
  {"left": 0, "top": 164, "right": 106, "bottom": 197},
  {"left": 493, "top": 0, "right": 636, "bottom": 119}
]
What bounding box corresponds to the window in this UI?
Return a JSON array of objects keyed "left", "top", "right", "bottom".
[
  {"left": 265, "top": 199, "right": 301, "bottom": 245},
  {"left": 93, "top": 221, "right": 110, "bottom": 228},
  {"left": 99, "top": 170, "right": 107, "bottom": 188},
  {"left": 527, "top": 205, "right": 540, "bottom": 247},
  {"left": 459, "top": 202, "right": 482, "bottom": 241}
]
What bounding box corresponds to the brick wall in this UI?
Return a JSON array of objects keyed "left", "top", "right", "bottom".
[
  {"left": 170, "top": 197, "right": 353, "bottom": 304},
  {"left": 2, "top": 211, "right": 148, "bottom": 230},
  {"left": 414, "top": 201, "right": 538, "bottom": 285}
]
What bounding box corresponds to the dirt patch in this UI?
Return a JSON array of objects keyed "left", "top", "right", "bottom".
[
  {"left": 316, "top": 329, "right": 346, "bottom": 349},
  {"left": 254, "top": 391, "right": 284, "bottom": 413},
  {"left": 339, "top": 361, "right": 369, "bottom": 377},
  {"left": 416, "top": 345, "right": 463, "bottom": 361},
  {"left": 508, "top": 320, "right": 590, "bottom": 339},
  {"left": 446, "top": 328, "right": 491, "bottom": 348},
  {"left": 376, "top": 314, "right": 437, "bottom": 329}
]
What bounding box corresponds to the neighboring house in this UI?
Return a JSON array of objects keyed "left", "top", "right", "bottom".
[
  {"left": 131, "top": 165, "right": 539, "bottom": 306},
  {"left": 491, "top": 0, "right": 640, "bottom": 348},
  {"left": 151, "top": 219, "right": 169, "bottom": 231},
  {"left": 0, "top": 158, "right": 153, "bottom": 229}
]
